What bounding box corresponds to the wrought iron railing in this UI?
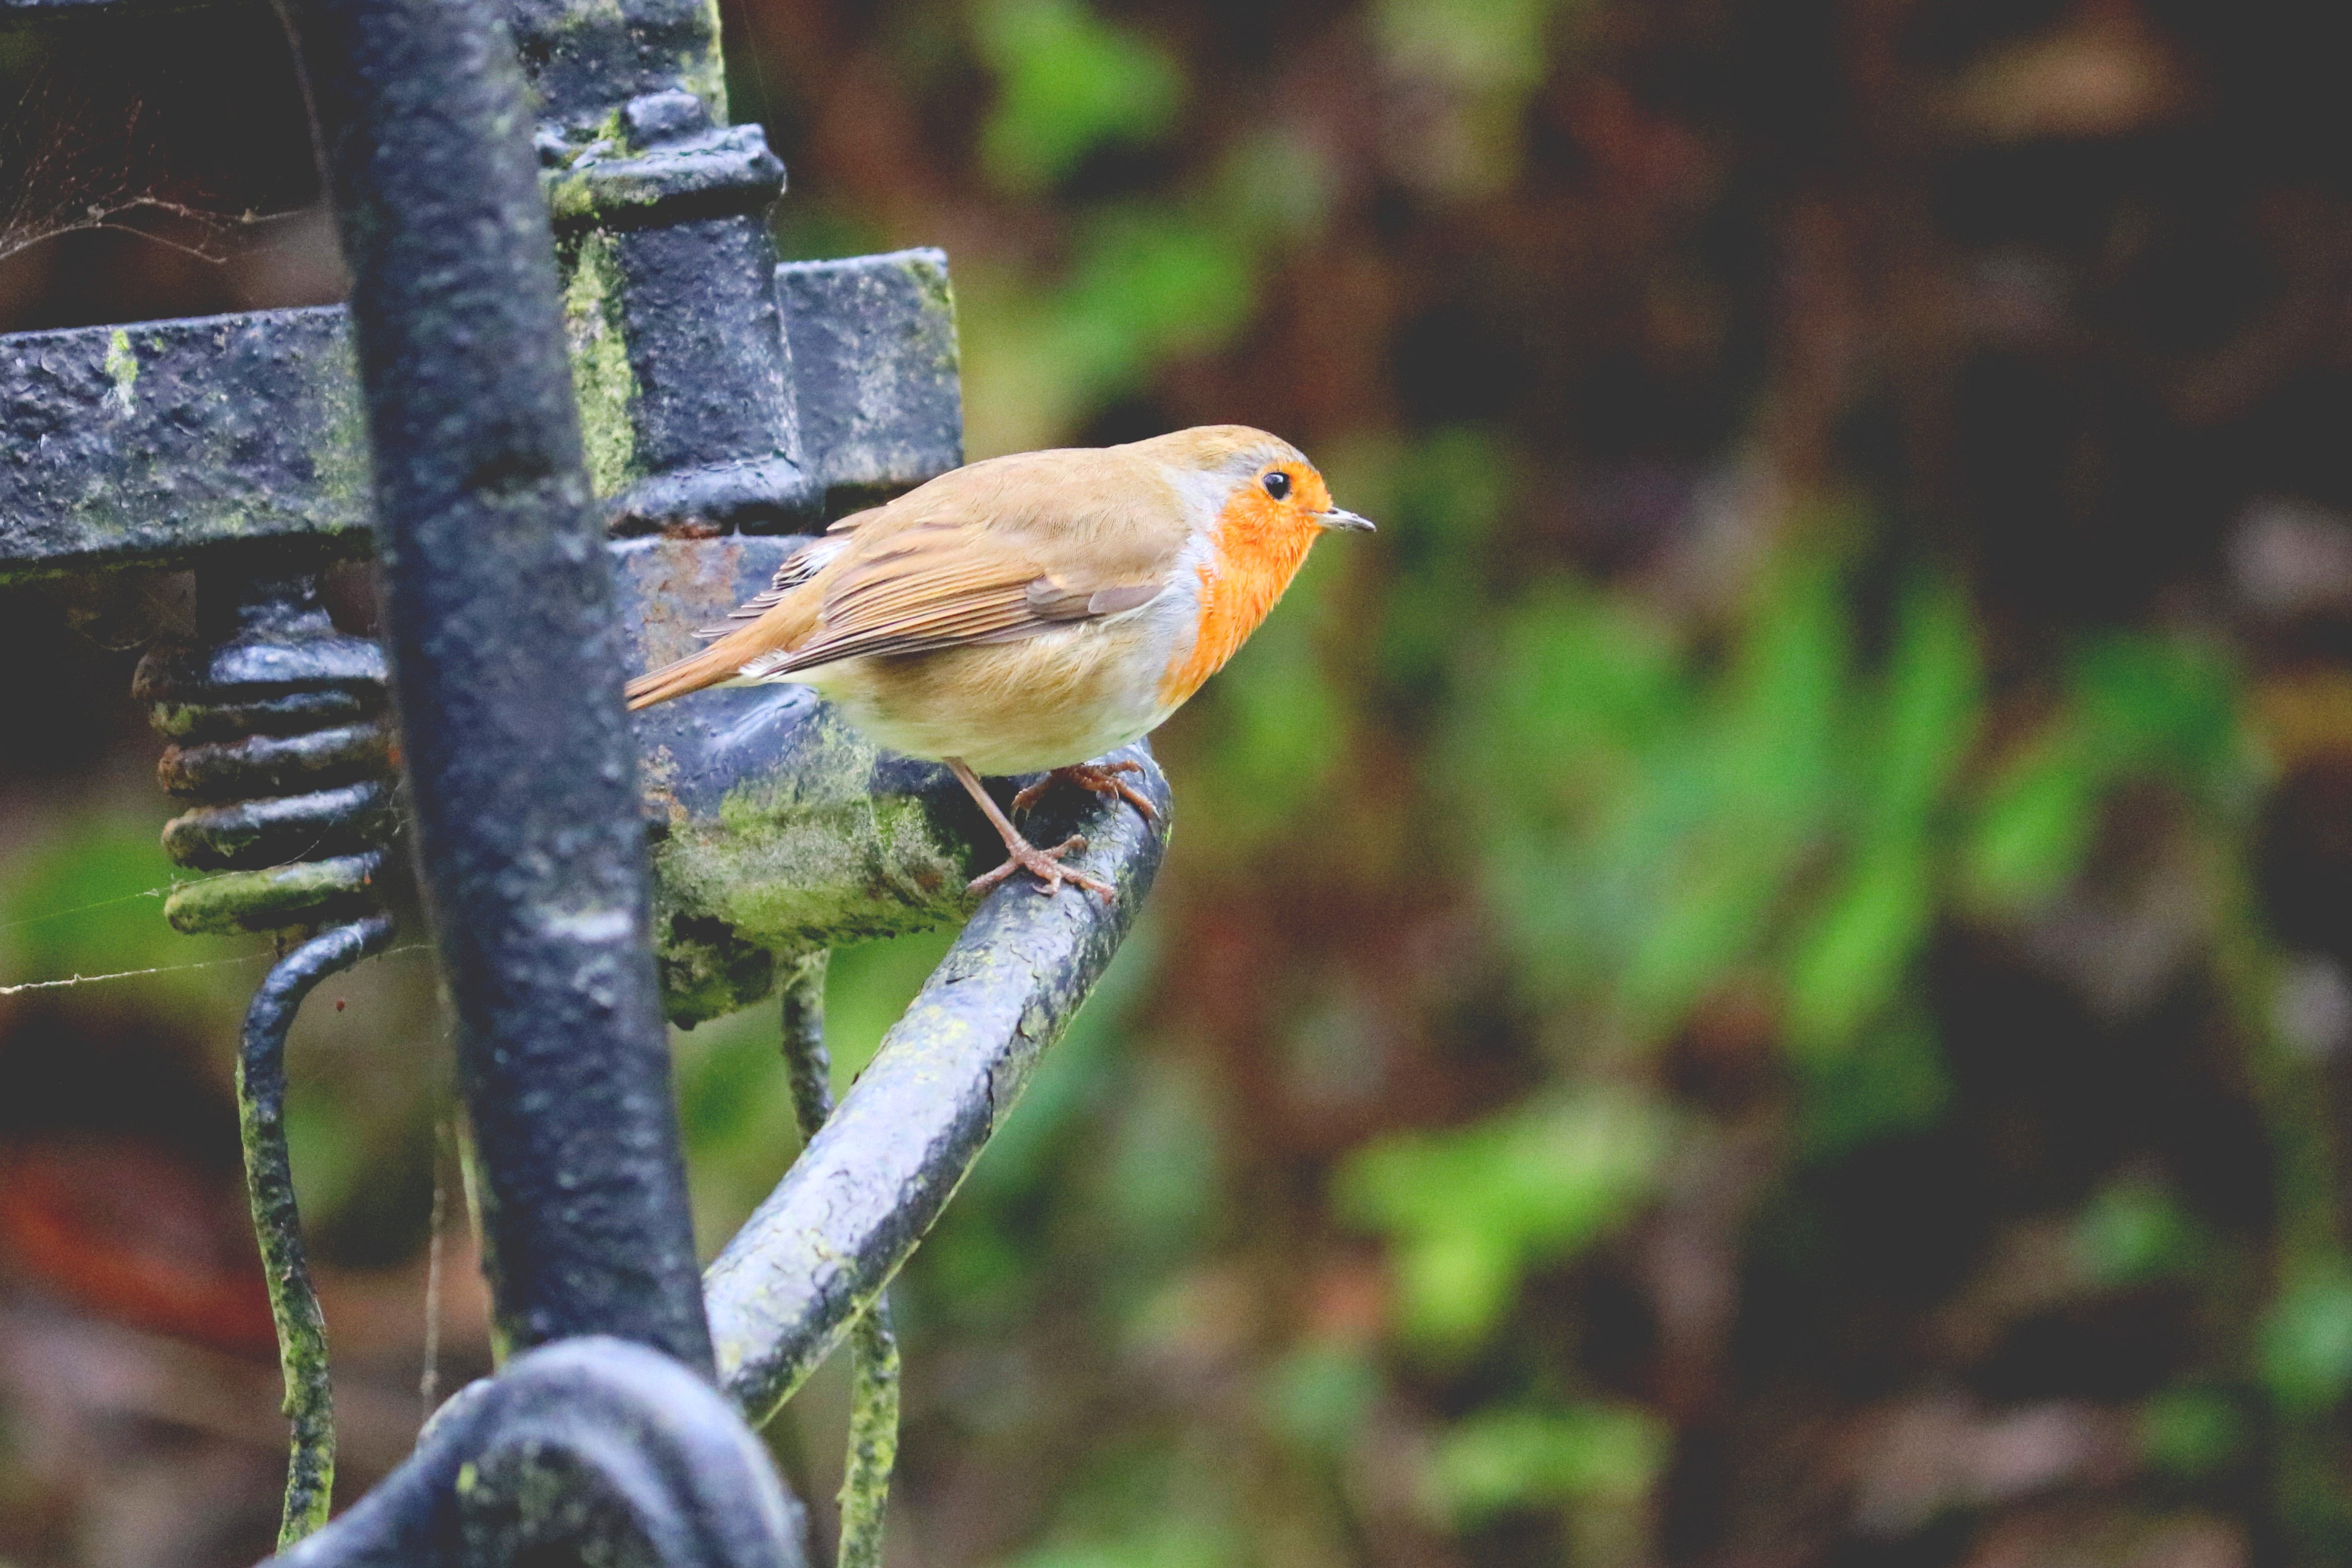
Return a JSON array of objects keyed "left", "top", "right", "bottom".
[{"left": 0, "top": 0, "right": 1166, "bottom": 1559}]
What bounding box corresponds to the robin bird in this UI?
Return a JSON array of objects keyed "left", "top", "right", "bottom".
[{"left": 624, "top": 424, "right": 1374, "bottom": 900}]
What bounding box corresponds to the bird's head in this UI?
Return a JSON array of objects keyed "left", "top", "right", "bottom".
[{"left": 1133, "top": 425, "right": 1377, "bottom": 560}]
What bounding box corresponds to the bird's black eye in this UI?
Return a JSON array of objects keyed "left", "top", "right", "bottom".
[{"left": 1263, "top": 470, "right": 1292, "bottom": 500}]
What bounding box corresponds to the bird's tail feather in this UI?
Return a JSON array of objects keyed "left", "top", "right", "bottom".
[
  {"left": 625, "top": 640, "right": 754, "bottom": 710},
  {"left": 627, "top": 581, "right": 824, "bottom": 711}
]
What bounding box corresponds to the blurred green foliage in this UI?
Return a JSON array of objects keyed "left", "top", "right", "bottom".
[
  {"left": 973, "top": 0, "right": 1181, "bottom": 192},
  {"left": 2262, "top": 1260, "right": 2352, "bottom": 1417},
  {"left": 1, "top": 811, "right": 259, "bottom": 1019},
  {"left": 1422, "top": 1402, "right": 1666, "bottom": 1523},
  {"left": 1453, "top": 547, "right": 1982, "bottom": 1048},
  {"left": 1964, "top": 636, "right": 2251, "bottom": 911},
  {"left": 2074, "top": 1173, "right": 2213, "bottom": 1287},
  {"left": 2140, "top": 1386, "right": 2250, "bottom": 1480},
  {"left": 1341, "top": 1091, "right": 1669, "bottom": 1351}
]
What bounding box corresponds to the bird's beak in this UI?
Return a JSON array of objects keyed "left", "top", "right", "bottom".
[{"left": 1316, "top": 508, "right": 1376, "bottom": 533}]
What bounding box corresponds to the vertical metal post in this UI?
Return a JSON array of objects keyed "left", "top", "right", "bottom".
[{"left": 294, "top": 0, "right": 711, "bottom": 1368}]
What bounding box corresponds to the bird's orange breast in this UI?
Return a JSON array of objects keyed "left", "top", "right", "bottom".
[{"left": 1157, "top": 489, "right": 1320, "bottom": 707}]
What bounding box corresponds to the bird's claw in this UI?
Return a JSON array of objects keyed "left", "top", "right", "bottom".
[
  {"left": 1012, "top": 760, "right": 1158, "bottom": 823},
  {"left": 967, "top": 832, "right": 1116, "bottom": 903}
]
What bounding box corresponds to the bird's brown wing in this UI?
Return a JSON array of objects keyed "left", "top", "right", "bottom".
[{"left": 745, "top": 522, "right": 1171, "bottom": 677}]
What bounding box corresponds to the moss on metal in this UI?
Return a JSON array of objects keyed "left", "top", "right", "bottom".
[
  {"left": 705, "top": 752, "right": 1168, "bottom": 1422},
  {"left": 681, "top": 0, "right": 729, "bottom": 126},
  {"left": 562, "top": 230, "right": 641, "bottom": 497},
  {"left": 644, "top": 718, "right": 980, "bottom": 1025},
  {"left": 838, "top": 1313, "right": 902, "bottom": 1568},
  {"left": 897, "top": 252, "right": 960, "bottom": 375},
  {"left": 236, "top": 916, "right": 394, "bottom": 1548},
  {"left": 104, "top": 328, "right": 138, "bottom": 412},
  {"left": 774, "top": 952, "right": 902, "bottom": 1568},
  {"left": 165, "top": 852, "right": 383, "bottom": 936}
]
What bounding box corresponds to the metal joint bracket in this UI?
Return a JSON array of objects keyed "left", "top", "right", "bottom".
[{"left": 541, "top": 101, "right": 786, "bottom": 231}]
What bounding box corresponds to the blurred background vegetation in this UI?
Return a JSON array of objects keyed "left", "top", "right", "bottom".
[{"left": 8, "top": 0, "right": 2352, "bottom": 1563}]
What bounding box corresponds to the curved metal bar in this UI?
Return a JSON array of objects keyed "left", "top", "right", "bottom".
[
  {"left": 265, "top": 1337, "right": 804, "bottom": 1567},
  {"left": 705, "top": 750, "right": 1171, "bottom": 1427},
  {"left": 297, "top": 0, "right": 710, "bottom": 1366},
  {"left": 241, "top": 912, "right": 398, "bottom": 1546},
  {"left": 776, "top": 953, "right": 901, "bottom": 1568},
  {"left": 777, "top": 953, "right": 836, "bottom": 1135}
]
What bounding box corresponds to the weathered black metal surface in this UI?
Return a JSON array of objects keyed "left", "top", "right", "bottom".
[
  {"left": 778, "top": 251, "right": 964, "bottom": 508},
  {"left": 508, "top": 0, "right": 724, "bottom": 134},
  {"left": 545, "top": 86, "right": 818, "bottom": 535},
  {"left": 543, "top": 111, "right": 786, "bottom": 230},
  {"left": 158, "top": 722, "right": 388, "bottom": 797},
  {"left": 127, "top": 571, "right": 402, "bottom": 1537},
  {"left": 598, "top": 214, "right": 812, "bottom": 531},
  {"left": 706, "top": 749, "right": 1170, "bottom": 1427},
  {"left": 0, "top": 309, "right": 369, "bottom": 582},
  {"left": 264, "top": 1337, "right": 805, "bottom": 1567},
  {"left": 297, "top": 0, "right": 710, "bottom": 1367},
  {"left": 0, "top": 262, "right": 961, "bottom": 578},
  {"left": 132, "top": 572, "right": 395, "bottom": 933}
]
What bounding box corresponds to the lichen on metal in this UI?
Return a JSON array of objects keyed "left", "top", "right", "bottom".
[
  {"left": 0, "top": 236, "right": 961, "bottom": 583},
  {"left": 562, "top": 228, "right": 642, "bottom": 495},
  {"left": 104, "top": 328, "right": 138, "bottom": 411},
  {"left": 166, "top": 852, "right": 388, "bottom": 936},
  {"left": 134, "top": 575, "right": 396, "bottom": 933},
  {"left": 508, "top": 0, "right": 727, "bottom": 135},
  {"left": 678, "top": 0, "right": 730, "bottom": 122},
  {"left": 262, "top": 1337, "right": 806, "bottom": 1567},
  {"left": 240, "top": 913, "right": 400, "bottom": 1548},
  {"left": 541, "top": 120, "right": 783, "bottom": 228}
]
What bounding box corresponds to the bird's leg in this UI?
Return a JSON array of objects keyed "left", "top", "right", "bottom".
[
  {"left": 947, "top": 758, "right": 1115, "bottom": 902},
  {"left": 1011, "top": 760, "right": 1158, "bottom": 822}
]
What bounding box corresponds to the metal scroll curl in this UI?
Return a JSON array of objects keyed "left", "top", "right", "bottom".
[{"left": 265, "top": 1337, "right": 805, "bottom": 1568}]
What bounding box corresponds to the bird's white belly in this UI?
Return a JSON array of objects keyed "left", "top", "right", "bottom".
[{"left": 793, "top": 605, "right": 1192, "bottom": 776}]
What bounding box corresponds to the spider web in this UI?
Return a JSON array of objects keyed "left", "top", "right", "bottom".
[{"left": 1, "top": 3, "right": 327, "bottom": 300}]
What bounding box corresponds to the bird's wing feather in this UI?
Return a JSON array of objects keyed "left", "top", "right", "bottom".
[
  {"left": 748, "top": 451, "right": 1193, "bottom": 673},
  {"left": 690, "top": 524, "right": 873, "bottom": 638},
  {"left": 751, "top": 530, "right": 1152, "bottom": 673}
]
